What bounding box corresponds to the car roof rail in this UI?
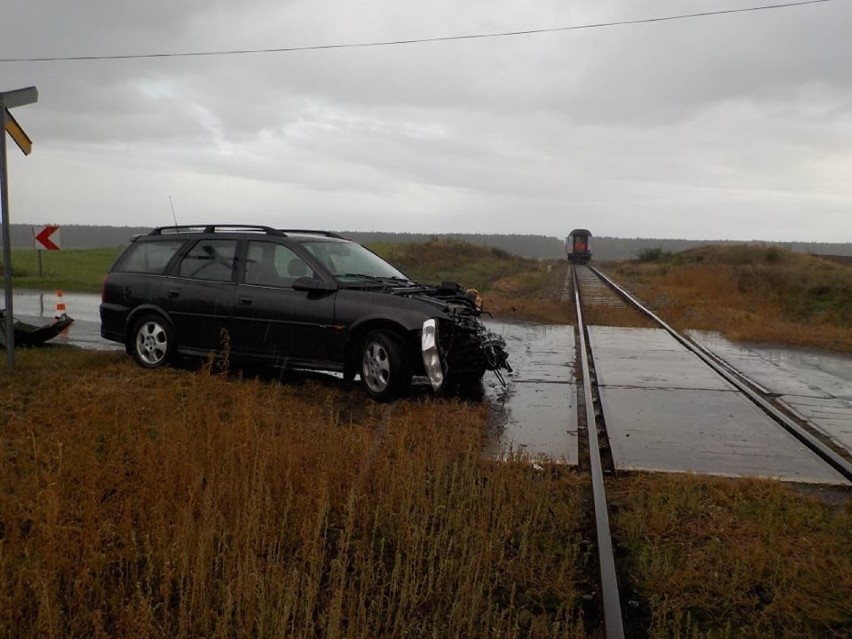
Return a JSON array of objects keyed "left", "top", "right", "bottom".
[
  {"left": 277, "top": 229, "right": 345, "bottom": 239},
  {"left": 148, "top": 225, "right": 286, "bottom": 236}
]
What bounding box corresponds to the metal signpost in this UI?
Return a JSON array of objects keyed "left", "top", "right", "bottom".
[{"left": 1, "top": 86, "right": 39, "bottom": 371}]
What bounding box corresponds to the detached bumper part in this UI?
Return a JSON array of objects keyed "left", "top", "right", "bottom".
[
  {"left": 482, "top": 330, "right": 512, "bottom": 373},
  {"left": 421, "top": 318, "right": 444, "bottom": 391}
]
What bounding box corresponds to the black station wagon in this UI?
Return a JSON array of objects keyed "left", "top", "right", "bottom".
[{"left": 100, "top": 225, "right": 511, "bottom": 400}]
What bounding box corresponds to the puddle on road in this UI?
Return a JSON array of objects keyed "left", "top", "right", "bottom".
[
  {"left": 689, "top": 330, "right": 852, "bottom": 454},
  {"left": 689, "top": 330, "right": 852, "bottom": 399},
  {"left": 9, "top": 289, "right": 102, "bottom": 323},
  {"left": 482, "top": 321, "right": 578, "bottom": 465}
]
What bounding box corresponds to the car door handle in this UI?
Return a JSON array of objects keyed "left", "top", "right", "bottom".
[
  {"left": 167, "top": 289, "right": 179, "bottom": 298},
  {"left": 238, "top": 297, "right": 252, "bottom": 305}
]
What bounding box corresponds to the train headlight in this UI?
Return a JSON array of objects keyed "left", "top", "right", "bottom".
[{"left": 421, "top": 319, "right": 444, "bottom": 391}]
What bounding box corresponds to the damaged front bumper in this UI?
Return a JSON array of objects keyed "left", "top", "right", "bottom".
[
  {"left": 421, "top": 317, "right": 512, "bottom": 392},
  {"left": 421, "top": 318, "right": 444, "bottom": 391}
]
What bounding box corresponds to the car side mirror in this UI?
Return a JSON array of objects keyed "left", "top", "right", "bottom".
[{"left": 292, "top": 277, "right": 337, "bottom": 293}]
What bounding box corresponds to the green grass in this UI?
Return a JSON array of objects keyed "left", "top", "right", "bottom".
[{"left": 4, "top": 247, "right": 122, "bottom": 293}]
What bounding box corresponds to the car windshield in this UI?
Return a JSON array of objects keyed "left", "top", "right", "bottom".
[{"left": 301, "top": 240, "right": 410, "bottom": 282}]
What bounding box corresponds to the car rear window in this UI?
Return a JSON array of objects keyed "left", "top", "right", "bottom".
[{"left": 116, "top": 240, "right": 185, "bottom": 274}]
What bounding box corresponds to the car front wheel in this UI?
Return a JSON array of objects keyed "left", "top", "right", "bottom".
[
  {"left": 360, "top": 330, "right": 410, "bottom": 401},
  {"left": 131, "top": 314, "right": 174, "bottom": 368}
]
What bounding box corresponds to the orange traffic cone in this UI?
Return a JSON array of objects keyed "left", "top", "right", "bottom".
[
  {"left": 55, "top": 289, "right": 71, "bottom": 336},
  {"left": 55, "top": 289, "right": 67, "bottom": 318}
]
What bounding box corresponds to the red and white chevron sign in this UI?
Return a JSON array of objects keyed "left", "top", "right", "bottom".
[{"left": 34, "top": 225, "right": 61, "bottom": 251}]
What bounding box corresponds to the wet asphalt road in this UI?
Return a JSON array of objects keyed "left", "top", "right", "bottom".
[
  {"left": 690, "top": 330, "right": 852, "bottom": 456},
  {"left": 590, "top": 326, "right": 847, "bottom": 484},
  {"left": 482, "top": 321, "right": 577, "bottom": 464},
  {"left": 8, "top": 290, "right": 119, "bottom": 351}
]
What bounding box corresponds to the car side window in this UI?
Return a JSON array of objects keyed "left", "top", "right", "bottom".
[
  {"left": 177, "top": 239, "right": 237, "bottom": 282},
  {"left": 245, "top": 241, "right": 314, "bottom": 288},
  {"left": 116, "top": 240, "right": 185, "bottom": 274}
]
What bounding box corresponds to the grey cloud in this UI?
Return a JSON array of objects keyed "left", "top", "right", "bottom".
[{"left": 1, "top": 0, "right": 850, "bottom": 242}]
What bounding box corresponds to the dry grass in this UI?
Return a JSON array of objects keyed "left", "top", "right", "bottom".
[
  {"left": 609, "top": 474, "right": 852, "bottom": 639},
  {"left": 0, "top": 348, "right": 590, "bottom": 639},
  {"left": 485, "top": 262, "right": 574, "bottom": 324},
  {"left": 370, "top": 240, "right": 538, "bottom": 295},
  {"left": 608, "top": 246, "right": 852, "bottom": 351}
]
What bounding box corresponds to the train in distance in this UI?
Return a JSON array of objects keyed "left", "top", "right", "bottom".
[{"left": 566, "top": 229, "right": 592, "bottom": 264}]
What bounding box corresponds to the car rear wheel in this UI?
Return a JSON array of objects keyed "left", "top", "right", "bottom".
[
  {"left": 131, "top": 314, "right": 174, "bottom": 368},
  {"left": 360, "top": 330, "right": 410, "bottom": 401}
]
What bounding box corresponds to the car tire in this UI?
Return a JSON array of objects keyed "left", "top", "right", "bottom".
[
  {"left": 131, "top": 314, "right": 175, "bottom": 369},
  {"left": 360, "top": 330, "right": 410, "bottom": 401}
]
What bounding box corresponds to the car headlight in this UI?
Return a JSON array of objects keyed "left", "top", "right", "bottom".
[{"left": 421, "top": 318, "right": 444, "bottom": 391}]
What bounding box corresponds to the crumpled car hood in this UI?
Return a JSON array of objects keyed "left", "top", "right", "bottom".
[{"left": 391, "top": 281, "right": 480, "bottom": 315}]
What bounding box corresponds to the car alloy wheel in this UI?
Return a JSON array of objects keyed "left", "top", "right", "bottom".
[
  {"left": 360, "top": 330, "right": 409, "bottom": 400},
  {"left": 132, "top": 314, "right": 174, "bottom": 368}
]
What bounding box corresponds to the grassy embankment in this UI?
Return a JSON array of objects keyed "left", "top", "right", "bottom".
[
  {"left": 607, "top": 245, "right": 852, "bottom": 351},
  {"left": 370, "top": 239, "right": 571, "bottom": 323},
  {"left": 2, "top": 350, "right": 850, "bottom": 638}
]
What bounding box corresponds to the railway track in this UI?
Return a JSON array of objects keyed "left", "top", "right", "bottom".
[
  {"left": 570, "top": 263, "right": 852, "bottom": 639},
  {"left": 574, "top": 264, "right": 852, "bottom": 482}
]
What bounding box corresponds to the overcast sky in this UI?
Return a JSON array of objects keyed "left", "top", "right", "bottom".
[{"left": 2, "top": 0, "right": 850, "bottom": 242}]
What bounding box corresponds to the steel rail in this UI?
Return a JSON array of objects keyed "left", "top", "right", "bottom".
[
  {"left": 572, "top": 266, "right": 625, "bottom": 639},
  {"left": 590, "top": 266, "right": 852, "bottom": 483}
]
